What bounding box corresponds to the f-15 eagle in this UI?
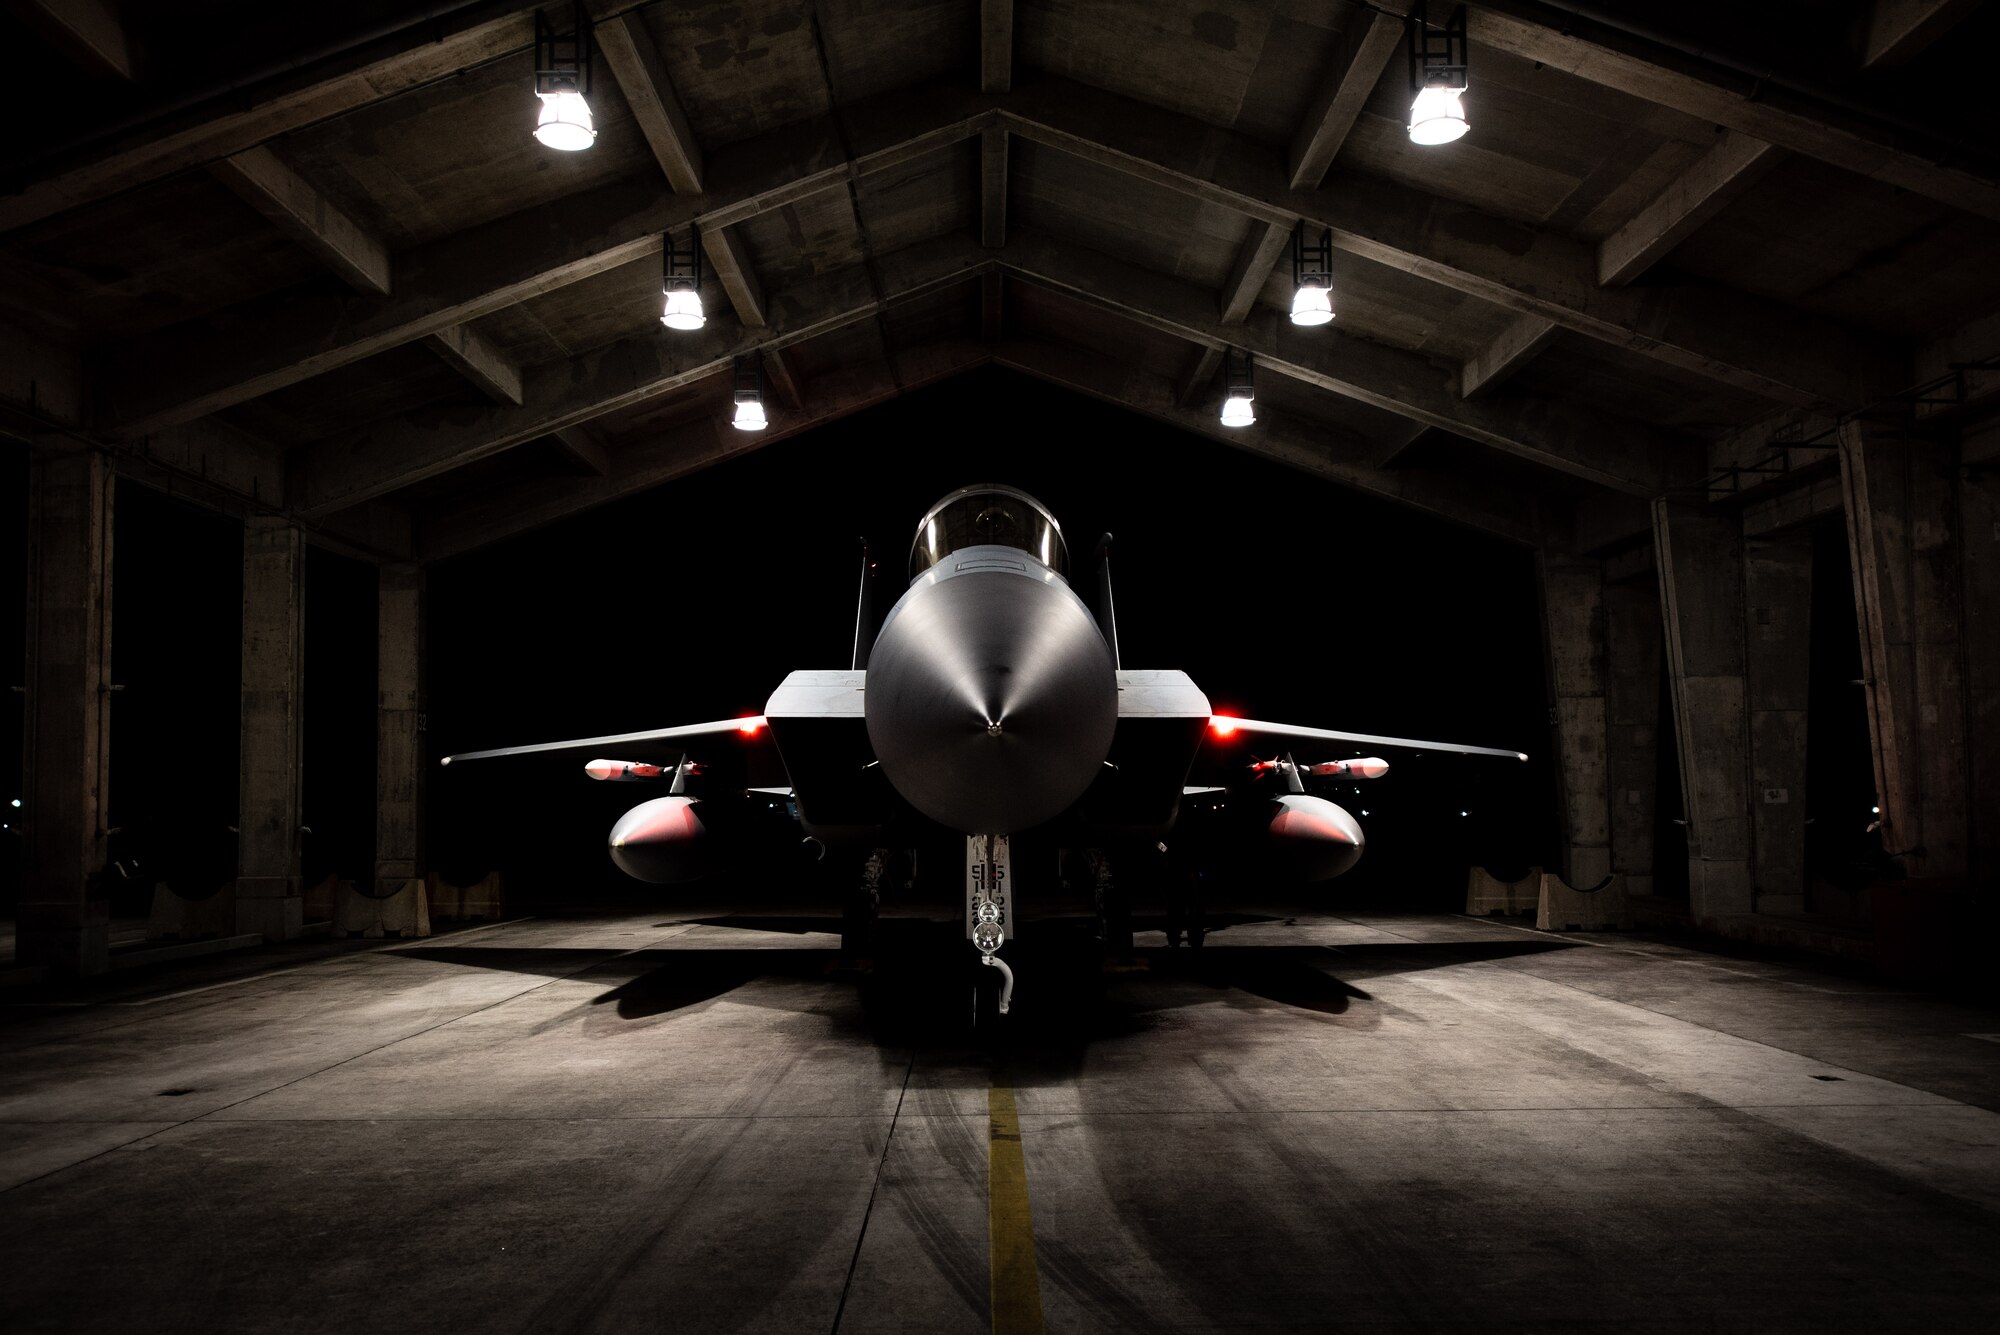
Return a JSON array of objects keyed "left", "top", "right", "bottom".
[{"left": 443, "top": 484, "right": 1525, "bottom": 1017}]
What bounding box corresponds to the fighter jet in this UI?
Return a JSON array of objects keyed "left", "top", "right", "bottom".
[{"left": 442, "top": 484, "right": 1525, "bottom": 1017}]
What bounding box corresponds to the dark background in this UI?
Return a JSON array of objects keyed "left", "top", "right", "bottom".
[{"left": 3, "top": 367, "right": 1877, "bottom": 921}]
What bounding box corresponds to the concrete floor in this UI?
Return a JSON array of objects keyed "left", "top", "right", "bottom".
[{"left": 2, "top": 908, "right": 1999, "bottom": 1334}]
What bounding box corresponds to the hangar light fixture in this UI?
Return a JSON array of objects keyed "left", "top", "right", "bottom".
[
  {"left": 1220, "top": 349, "right": 1256, "bottom": 428},
  {"left": 1407, "top": 2, "right": 1469, "bottom": 146},
  {"left": 732, "top": 354, "right": 768, "bottom": 431},
  {"left": 532, "top": 4, "right": 597, "bottom": 151},
  {"left": 661, "top": 228, "right": 705, "bottom": 330},
  {"left": 1290, "top": 222, "right": 1335, "bottom": 327}
]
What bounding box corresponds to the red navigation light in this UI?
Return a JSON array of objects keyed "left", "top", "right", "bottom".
[
  {"left": 1209, "top": 716, "right": 1239, "bottom": 737},
  {"left": 737, "top": 716, "right": 766, "bottom": 735}
]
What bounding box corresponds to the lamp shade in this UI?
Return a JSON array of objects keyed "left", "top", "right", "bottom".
[
  {"left": 534, "top": 90, "right": 596, "bottom": 150},
  {"left": 1290, "top": 282, "right": 1334, "bottom": 326},
  {"left": 661, "top": 288, "right": 705, "bottom": 331},
  {"left": 1220, "top": 393, "right": 1255, "bottom": 428},
  {"left": 732, "top": 398, "right": 768, "bottom": 431},
  {"left": 1408, "top": 85, "right": 1468, "bottom": 145}
]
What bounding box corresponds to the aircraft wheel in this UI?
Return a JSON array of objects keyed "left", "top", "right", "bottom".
[
  {"left": 1090, "top": 848, "right": 1133, "bottom": 956},
  {"left": 841, "top": 848, "right": 886, "bottom": 958},
  {"left": 971, "top": 958, "right": 1005, "bottom": 1037}
]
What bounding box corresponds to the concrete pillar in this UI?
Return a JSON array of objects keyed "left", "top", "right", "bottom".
[
  {"left": 1603, "top": 577, "right": 1661, "bottom": 897},
  {"left": 1653, "top": 500, "right": 1754, "bottom": 926},
  {"left": 1963, "top": 419, "right": 2000, "bottom": 886},
  {"left": 1536, "top": 552, "right": 1610, "bottom": 892},
  {"left": 1744, "top": 533, "right": 1813, "bottom": 912},
  {"left": 18, "top": 449, "right": 113, "bottom": 974},
  {"left": 237, "top": 517, "right": 305, "bottom": 941},
  {"left": 374, "top": 564, "right": 425, "bottom": 898},
  {"left": 1838, "top": 421, "right": 1968, "bottom": 880}
]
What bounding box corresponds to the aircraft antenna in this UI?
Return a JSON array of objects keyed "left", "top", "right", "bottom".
[
  {"left": 1092, "top": 532, "right": 1120, "bottom": 669},
  {"left": 851, "top": 538, "right": 877, "bottom": 671}
]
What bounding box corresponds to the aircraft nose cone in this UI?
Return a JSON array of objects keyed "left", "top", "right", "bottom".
[{"left": 866, "top": 570, "right": 1116, "bottom": 833}]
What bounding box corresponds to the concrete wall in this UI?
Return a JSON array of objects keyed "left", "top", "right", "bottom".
[{"left": 1536, "top": 406, "right": 1998, "bottom": 962}]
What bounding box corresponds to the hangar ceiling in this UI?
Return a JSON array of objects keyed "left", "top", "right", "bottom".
[{"left": 3, "top": 0, "right": 1997, "bottom": 561}]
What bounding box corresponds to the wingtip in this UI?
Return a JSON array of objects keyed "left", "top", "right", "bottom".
[
  {"left": 439, "top": 756, "right": 453, "bottom": 767},
  {"left": 1516, "top": 752, "right": 1529, "bottom": 762}
]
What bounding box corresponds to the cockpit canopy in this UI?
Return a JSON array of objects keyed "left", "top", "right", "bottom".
[{"left": 909, "top": 484, "right": 1068, "bottom": 581}]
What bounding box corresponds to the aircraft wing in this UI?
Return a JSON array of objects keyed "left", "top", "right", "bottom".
[
  {"left": 439, "top": 716, "right": 767, "bottom": 766},
  {"left": 1213, "top": 716, "right": 1527, "bottom": 762}
]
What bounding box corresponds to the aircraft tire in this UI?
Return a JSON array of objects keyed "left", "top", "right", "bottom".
[
  {"left": 842, "top": 848, "right": 886, "bottom": 957},
  {"left": 1090, "top": 848, "right": 1133, "bottom": 957},
  {"left": 971, "top": 959, "right": 1004, "bottom": 1037}
]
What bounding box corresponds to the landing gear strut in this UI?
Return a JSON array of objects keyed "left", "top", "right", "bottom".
[
  {"left": 1087, "top": 846, "right": 1133, "bottom": 956},
  {"left": 968, "top": 834, "right": 1013, "bottom": 1027},
  {"left": 1166, "top": 858, "right": 1206, "bottom": 949},
  {"left": 841, "top": 847, "right": 886, "bottom": 958}
]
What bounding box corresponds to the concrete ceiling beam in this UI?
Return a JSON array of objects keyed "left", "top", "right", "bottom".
[
  {"left": 16, "top": 0, "right": 137, "bottom": 81},
  {"left": 981, "top": 0, "right": 1014, "bottom": 94},
  {"left": 208, "top": 146, "right": 392, "bottom": 295},
  {"left": 1219, "top": 220, "right": 1291, "bottom": 325},
  {"left": 1460, "top": 314, "right": 1560, "bottom": 398},
  {"left": 1175, "top": 346, "right": 1223, "bottom": 408},
  {"left": 593, "top": 9, "right": 704, "bottom": 193},
  {"left": 549, "top": 424, "right": 611, "bottom": 476},
  {"left": 1467, "top": 0, "right": 2000, "bottom": 222},
  {"left": 1288, "top": 2, "right": 1411, "bottom": 190},
  {"left": 1859, "top": 0, "right": 1984, "bottom": 67},
  {"left": 38, "top": 417, "right": 412, "bottom": 563},
  {"left": 980, "top": 270, "right": 1005, "bottom": 342},
  {"left": 997, "top": 78, "right": 1906, "bottom": 409},
  {"left": 996, "top": 228, "right": 1680, "bottom": 496},
  {"left": 421, "top": 338, "right": 997, "bottom": 559},
  {"left": 0, "top": 3, "right": 543, "bottom": 234},
  {"left": 993, "top": 337, "right": 1554, "bottom": 548},
  {"left": 1573, "top": 492, "right": 1655, "bottom": 557},
  {"left": 292, "top": 235, "right": 990, "bottom": 517},
  {"left": 0, "top": 315, "right": 83, "bottom": 428},
  {"left": 1596, "top": 131, "right": 1782, "bottom": 286},
  {"left": 704, "top": 224, "right": 767, "bottom": 328},
  {"left": 423, "top": 324, "right": 523, "bottom": 405},
  {"left": 93, "top": 84, "right": 994, "bottom": 437},
  {"left": 761, "top": 348, "right": 805, "bottom": 409},
  {"left": 420, "top": 334, "right": 1552, "bottom": 558},
  {"left": 982, "top": 128, "right": 1008, "bottom": 249},
  {"left": 1372, "top": 423, "right": 1429, "bottom": 469}
]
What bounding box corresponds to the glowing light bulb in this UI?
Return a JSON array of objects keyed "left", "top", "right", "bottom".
[
  {"left": 732, "top": 398, "right": 767, "bottom": 431},
  {"left": 1220, "top": 393, "right": 1256, "bottom": 428},
  {"left": 1290, "top": 282, "right": 1334, "bottom": 326},
  {"left": 534, "top": 90, "right": 596, "bottom": 151},
  {"left": 661, "top": 288, "right": 705, "bottom": 331},
  {"left": 1408, "top": 85, "right": 1468, "bottom": 145}
]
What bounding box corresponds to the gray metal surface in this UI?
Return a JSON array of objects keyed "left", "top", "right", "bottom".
[{"left": 865, "top": 549, "right": 1117, "bottom": 834}]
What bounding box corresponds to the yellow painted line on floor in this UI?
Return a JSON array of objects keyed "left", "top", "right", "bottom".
[{"left": 987, "top": 1084, "right": 1046, "bottom": 1335}]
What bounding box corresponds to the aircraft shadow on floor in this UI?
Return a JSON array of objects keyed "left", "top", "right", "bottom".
[{"left": 391, "top": 929, "right": 1580, "bottom": 1066}]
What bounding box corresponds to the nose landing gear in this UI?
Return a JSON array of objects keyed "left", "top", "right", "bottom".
[{"left": 968, "top": 833, "right": 1013, "bottom": 1029}]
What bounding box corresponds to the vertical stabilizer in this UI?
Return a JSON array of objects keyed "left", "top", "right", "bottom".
[
  {"left": 1093, "top": 532, "right": 1120, "bottom": 669},
  {"left": 851, "top": 539, "right": 877, "bottom": 670}
]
